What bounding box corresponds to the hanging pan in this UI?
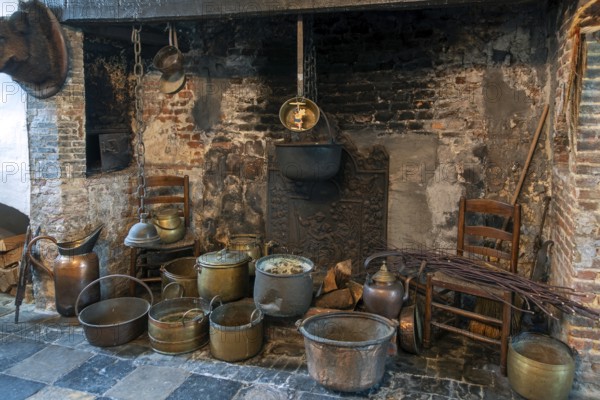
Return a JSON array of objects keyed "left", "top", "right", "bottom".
[
  {"left": 276, "top": 15, "right": 341, "bottom": 182},
  {"left": 153, "top": 23, "right": 186, "bottom": 94}
]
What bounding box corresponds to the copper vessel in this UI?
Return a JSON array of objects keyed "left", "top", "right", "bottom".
[
  {"left": 363, "top": 260, "right": 411, "bottom": 319},
  {"left": 27, "top": 225, "right": 103, "bottom": 317}
]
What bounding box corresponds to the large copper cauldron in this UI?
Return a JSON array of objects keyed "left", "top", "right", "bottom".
[{"left": 297, "top": 312, "right": 397, "bottom": 392}]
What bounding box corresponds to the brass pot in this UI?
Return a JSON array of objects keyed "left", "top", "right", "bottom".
[
  {"left": 508, "top": 332, "right": 575, "bottom": 400},
  {"left": 209, "top": 297, "right": 264, "bottom": 362},
  {"left": 148, "top": 297, "right": 209, "bottom": 355},
  {"left": 152, "top": 208, "right": 185, "bottom": 244},
  {"left": 228, "top": 234, "right": 262, "bottom": 276},
  {"left": 161, "top": 257, "right": 198, "bottom": 297},
  {"left": 196, "top": 249, "right": 250, "bottom": 302}
]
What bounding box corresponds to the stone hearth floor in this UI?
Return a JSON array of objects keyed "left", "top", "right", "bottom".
[{"left": 0, "top": 293, "right": 524, "bottom": 400}]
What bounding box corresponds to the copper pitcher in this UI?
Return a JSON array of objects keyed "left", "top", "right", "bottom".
[{"left": 26, "top": 225, "right": 103, "bottom": 317}]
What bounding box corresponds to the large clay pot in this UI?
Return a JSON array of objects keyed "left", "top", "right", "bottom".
[{"left": 27, "top": 225, "right": 103, "bottom": 317}]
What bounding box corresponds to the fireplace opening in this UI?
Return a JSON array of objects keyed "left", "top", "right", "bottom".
[{"left": 84, "top": 32, "right": 134, "bottom": 175}]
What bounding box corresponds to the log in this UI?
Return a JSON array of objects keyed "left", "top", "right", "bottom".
[
  {"left": 334, "top": 259, "right": 352, "bottom": 288},
  {"left": 0, "top": 263, "right": 19, "bottom": 292},
  {"left": 314, "top": 288, "right": 354, "bottom": 309},
  {"left": 347, "top": 280, "right": 364, "bottom": 303},
  {"left": 0, "top": 233, "right": 26, "bottom": 252},
  {"left": 321, "top": 267, "right": 338, "bottom": 294}
]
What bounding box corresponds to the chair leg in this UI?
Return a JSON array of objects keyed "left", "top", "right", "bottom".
[
  {"left": 424, "top": 274, "right": 433, "bottom": 349},
  {"left": 129, "top": 248, "right": 138, "bottom": 296},
  {"left": 500, "top": 291, "right": 512, "bottom": 376}
]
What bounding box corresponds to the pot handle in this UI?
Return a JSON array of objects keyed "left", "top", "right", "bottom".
[
  {"left": 295, "top": 318, "right": 303, "bottom": 331},
  {"left": 181, "top": 308, "right": 205, "bottom": 325},
  {"left": 26, "top": 235, "right": 56, "bottom": 278},
  {"left": 151, "top": 215, "right": 183, "bottom": 231},
  {"left": 209, "top": 295, "right": 222, "bottom": 312},
  {"left": 75, "top": 274, "right": 154, "bottom": 317},
  {"left": 162, "top": 282, "right": 184, "bottom": 299},
  {"left": 250, "top": 308, "right": 263, "bottom": 324}
]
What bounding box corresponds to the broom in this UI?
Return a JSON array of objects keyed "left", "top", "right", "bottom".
[{"left": 469, "top": 105, "right": 549, "bottom": 339}]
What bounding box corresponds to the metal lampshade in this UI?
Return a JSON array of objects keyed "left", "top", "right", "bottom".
[{"left": 124, "top": 214, "right": 161, "bottom": 247}]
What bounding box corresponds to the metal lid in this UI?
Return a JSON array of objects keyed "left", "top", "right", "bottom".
[
  {"left": 372, "top": 261, "right": 398, "bottom": 283},
  {"left": 124, "top": 214, "right": 161, "bottom": 247},
  {"left": 197, "top": 248, "right": 251, "bottom": 268},
  {"left": 230, "top": 235, "right": 259, "bottom": 245}
]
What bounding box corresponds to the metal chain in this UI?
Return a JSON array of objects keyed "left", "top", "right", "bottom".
[
  {"left": 132, "top": 26, "right": 147, "bottom": 217},
  {"left": 303, "top": 15, "right": 317, "bottom": 103}
]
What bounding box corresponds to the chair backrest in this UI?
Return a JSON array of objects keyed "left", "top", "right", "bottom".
[
  {"left": 141, "top": 175, "right": 190, "bottom": 228},
  {"left": 457, "top": 196, "right": 521, "bottom": 273}
]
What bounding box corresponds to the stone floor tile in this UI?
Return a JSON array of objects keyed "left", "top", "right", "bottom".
[
  {"left": 26, "top": 385, "right": 96, "bottom": 400},
  {"left": 104, "top": 365, "right": 189, "bottom": 400},
  {"left": 232, "top": 384, "right": 291, "bottom": 400},
  {"left": 3, "top": 344, "right": 93, "bottom": 383},
  {"left": 133, "top": 348, "right": 190, "bottom": 368},
  {"left": 0, "top": 335, "right": 47, "bottom": 371},
  {"left": 53, "top": 331, "right": 88, "bottom": 348},
  {"left": 54, "top": 354, "right": 136, "bottom": 395},
  {"left": 0, "top": 373, "right": 46, "bottom": 400},
  {"left": 166, "top": 373, "right": 244, "bottom": 400}
]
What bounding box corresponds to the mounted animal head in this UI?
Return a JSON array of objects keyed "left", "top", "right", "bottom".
[{"left": 0, "top": 1, "right": 68, "bottom": 98}]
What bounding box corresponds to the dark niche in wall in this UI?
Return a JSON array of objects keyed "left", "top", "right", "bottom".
[{"left": 84, "top": 33, "right": 134, "bottom": 175}]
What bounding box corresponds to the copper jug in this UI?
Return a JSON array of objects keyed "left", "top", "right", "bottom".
[
  {"left": 363, "top": 261, "right": 412, "bottom": 319},
  {"left": 26, "top": 225, "right": 103, "bottom": 317}
]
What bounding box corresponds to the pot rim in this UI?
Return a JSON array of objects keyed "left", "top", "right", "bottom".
[
  {"left": 148, "top": 297, "right": 209, "bottom": 325},
  {"left": 78, "top": 297, "right": 150, "bottom": 328},
  {"left": 255, "top": 254, "right": 314, "bottom": 277},
  {"left": 509, "top": 332, "right": 575, "bottom": 367},
  {"left": 298, "top": 311, "right": 396, "bottom": 348},
  {"left": 209, "top": 303, "right": 263, "bottom": 332}
]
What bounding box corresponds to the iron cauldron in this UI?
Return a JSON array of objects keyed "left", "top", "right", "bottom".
[
  {"left": 76, "top": 274, "right": 153, "bottom": 347},
  {"left": 254, "top": 254, "right": 314, "bottom": 317}
]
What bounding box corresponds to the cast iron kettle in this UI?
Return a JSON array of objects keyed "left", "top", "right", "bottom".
[{"left": 363, "top": 260, "right": 411, "bottom": 320}]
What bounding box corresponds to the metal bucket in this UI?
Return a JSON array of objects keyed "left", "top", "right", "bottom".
[
  {"left": 76, "top": 274, "right": 153, "bottom": 347},
  {"left": 161, "top": 257, "right": 198, "bottom": 297},
  {"left": 148, "top": 296, "right": 209, "bottom": 355},
  {"left": 209, "top": 297, "right": 264, "bottom": 362},
  {"left": 297, "top": 312, "right": 397, "bottom": 392},
  {"left": 508, "top": 332, "right": 575, "bottom": 400}
]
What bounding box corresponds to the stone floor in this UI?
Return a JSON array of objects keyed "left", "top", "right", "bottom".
[{"left": 0, "top": 293, "right": 525, "bottom": 400}]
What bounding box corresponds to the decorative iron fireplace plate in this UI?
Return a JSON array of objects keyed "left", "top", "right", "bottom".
[{"left": 266, "top": 137, "right": 388, "bottom": 273}]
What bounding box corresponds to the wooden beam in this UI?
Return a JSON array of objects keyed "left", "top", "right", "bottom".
[{"left": 57, "top": 0, "right": 534, "bottom": 23}]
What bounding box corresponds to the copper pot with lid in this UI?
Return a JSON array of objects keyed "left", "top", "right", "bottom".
[{"left": 196, "top": 249, "right": 250, "bottom": 302}]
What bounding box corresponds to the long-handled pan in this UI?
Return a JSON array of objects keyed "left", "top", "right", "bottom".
[{"left": 399, "top": 261, "right": 426, "bottom": 354}]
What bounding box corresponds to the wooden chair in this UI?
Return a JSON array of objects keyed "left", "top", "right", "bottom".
[
  {"left": 423, "top": 197, "right": 521, "bottom": 375},
  {"left": 127, "top": 175, "right": 200, "bottom": 295}
]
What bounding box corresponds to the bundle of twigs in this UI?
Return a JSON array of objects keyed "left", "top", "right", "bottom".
[{"left": 377, "top": 246, "right": 600, "bottom": 323}]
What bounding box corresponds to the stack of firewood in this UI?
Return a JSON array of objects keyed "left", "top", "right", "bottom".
[
  {"left": 313, "top": 260, "right": 363, "bottom": 310},
  {"left": 0, "top": 234, "right": 25, "bottom": 294}
]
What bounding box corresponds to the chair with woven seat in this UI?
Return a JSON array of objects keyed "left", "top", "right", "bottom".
[
  {"left": 423, "top": 196, "right": 521, "bottom": 375},
  {"left": 127, "top": 175, "right": 200, "bottom": 295}
]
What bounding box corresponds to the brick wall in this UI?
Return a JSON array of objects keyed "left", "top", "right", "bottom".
[{"left": 551, "top": 21, "right": 600, "bottom": 396}]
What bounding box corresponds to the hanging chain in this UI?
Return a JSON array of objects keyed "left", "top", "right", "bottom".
[
  {"left": 132, "top": 26, "right": 147, "bottom": 217},
  {"left": 303, "top": 15, "right": 317, "bottom": 103}
]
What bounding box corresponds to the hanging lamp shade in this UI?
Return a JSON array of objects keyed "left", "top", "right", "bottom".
[{"left": 124, "top": 213, "right": 161, "bottom": 247}]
